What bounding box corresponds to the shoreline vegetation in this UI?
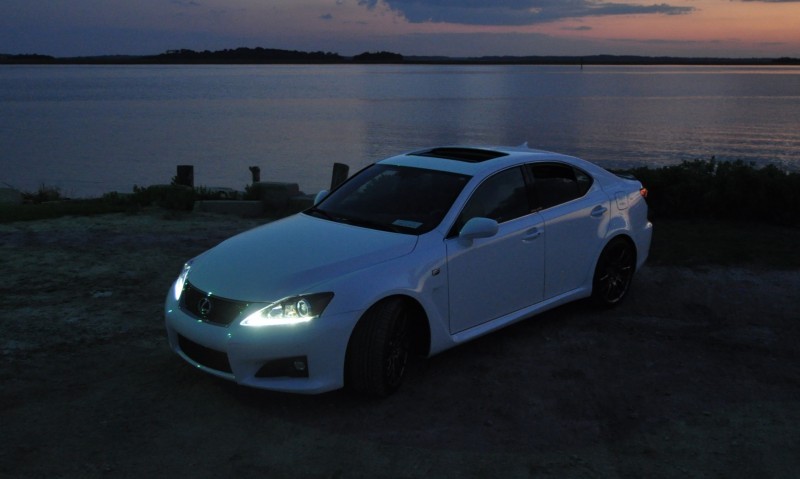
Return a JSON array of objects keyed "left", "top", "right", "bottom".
[
  {"left": 2, "top": 47, "right": 799, "bottom": 66},
  {"left": 2, "top": 158, "right": 799, "bottom": 269}
]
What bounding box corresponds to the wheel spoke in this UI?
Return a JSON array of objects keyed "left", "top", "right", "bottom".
[
  {"left": 593, "top": 239, "right": 636, "bottom": 306},
  {"left": 347, "top": 299, "right": 414, "bottom": 396},
  {"left": 385, "top": 315, "right": 410, "bottom": 387}
]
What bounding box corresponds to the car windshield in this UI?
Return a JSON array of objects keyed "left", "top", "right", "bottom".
[{"left": 306, "top": 164, "right": 471, "bottom": 234}]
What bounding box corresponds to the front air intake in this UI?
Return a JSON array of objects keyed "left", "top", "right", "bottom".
[{"left": 177, "top": 334, "right": 232, "bottom": 373}]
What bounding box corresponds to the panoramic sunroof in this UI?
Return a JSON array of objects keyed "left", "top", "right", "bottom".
[{"left": 410, "top": 147, "right": 508, "bottom": 163}]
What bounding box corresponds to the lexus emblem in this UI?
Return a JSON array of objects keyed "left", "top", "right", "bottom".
[{"left": 198, "top": 297, "right": 213, "bottom": 317}]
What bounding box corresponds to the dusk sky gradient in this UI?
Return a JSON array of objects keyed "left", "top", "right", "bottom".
[{"left": 2, "top": 0, "right": 799, "bottom": 58}]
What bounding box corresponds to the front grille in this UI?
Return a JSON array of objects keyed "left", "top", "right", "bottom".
[
  {"left": 178, "top": 334, "right": 232, "bottom": 373},
  {"left": 180, "top": 282, "right": 250, "bottom": 326}
]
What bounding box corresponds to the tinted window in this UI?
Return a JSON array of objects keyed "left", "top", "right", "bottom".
[
  {"left": 452, "top": 167, "right": 529, "bottom": 234},
  {"left": 308, "top": 164, "right": 469, "bottom": 234},
  {"left": 575, "top": 168, "right": 593, "bottom": 196},
  {"left": 529, "top": 163, "right": 592, "bottom": 209}
]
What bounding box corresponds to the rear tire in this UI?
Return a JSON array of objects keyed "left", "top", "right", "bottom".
[
  {"left": 346, "top": 298, "right": 411, "bottom": 397},
  {"left": 592, "top": 237, "right": 636, "bottom": 307}
]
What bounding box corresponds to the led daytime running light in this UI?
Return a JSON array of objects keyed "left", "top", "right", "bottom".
[
  {"left": 241, "top": 293, "right": 333, "bottom": 327},
  {"left": 173, "top": 262, "right": 192, "bottom": 301}
]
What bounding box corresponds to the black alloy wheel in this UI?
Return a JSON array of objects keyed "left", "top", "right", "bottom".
[
  {"left": 592, "top": 237, "right": 636, "bottom": 307},
  {"left": 346, "top": 298, "right": 412, "bottom": 396}
]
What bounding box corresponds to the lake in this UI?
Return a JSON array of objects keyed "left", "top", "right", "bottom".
[{"left": 2, "top": 64, "right": 799, "bottom": 197}]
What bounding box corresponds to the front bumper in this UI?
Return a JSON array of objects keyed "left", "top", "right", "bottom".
[{"left": 164, "top": 288, "right": 356, "bottom": 394}]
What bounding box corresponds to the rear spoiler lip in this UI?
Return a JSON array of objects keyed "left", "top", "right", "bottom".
[{"left": 612, "top": 171, "right": 638, "bottom": 181}]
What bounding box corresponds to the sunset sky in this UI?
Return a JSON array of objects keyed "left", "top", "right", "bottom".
[{"left": 1, "top": 0, "right": 799, "bottom": 58}]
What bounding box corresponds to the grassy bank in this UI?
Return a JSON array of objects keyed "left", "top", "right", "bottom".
[
  {"left": 648, "top": 219, "right": 800, "bottom": 270},
  {"left": 621, "top": 158, "right": 800, "bottom": 269},
  {"left": 0, "top": 198, "right": 130, "bottom": 222},
  {"left": 626, "top": 158, "right": 800, "bottom": 226},
  {"left": 0, "top": 185, "right": 195, "bottom": 222}
]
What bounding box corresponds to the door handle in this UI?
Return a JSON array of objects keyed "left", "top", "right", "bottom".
[
  {"left": 523, "top": 227, "right": 542, "bottom": 242},
  {"left": 590, "top": 205, "right": 607, "bottom": 218}
]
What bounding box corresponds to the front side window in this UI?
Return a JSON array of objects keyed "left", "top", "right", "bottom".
[
  {"left": 307, "top": 164, "right": 470, "bottom": 234},
  {"left": 451, "top": 167, "right": 529, "bottom": 234}
]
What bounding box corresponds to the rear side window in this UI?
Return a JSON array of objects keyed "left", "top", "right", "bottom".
[{"left": 529, "top": 163, "right": 593, "bottom": 210}]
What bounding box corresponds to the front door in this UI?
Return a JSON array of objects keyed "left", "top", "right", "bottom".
[{"left": 445, "top": 167, "right": 546, "bottom": 334}]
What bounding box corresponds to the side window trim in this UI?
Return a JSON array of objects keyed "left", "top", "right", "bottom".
[{"left": 521, "top": 163, "right": 542, "bottom": 213}]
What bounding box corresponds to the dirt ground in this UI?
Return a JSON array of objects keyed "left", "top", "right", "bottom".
[{"left": 2, "top": 210, "right": 799, "bottom": 478}]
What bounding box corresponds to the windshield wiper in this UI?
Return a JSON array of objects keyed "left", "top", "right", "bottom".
[
  {"left": 340, "top": 216, "right": 406, "bottom": 234},
  {"left": 307, "top": 208, "right": 407, "bottom": 233},
  {"left": 305, "top": 207, "right": 337, "bottom": 221}
]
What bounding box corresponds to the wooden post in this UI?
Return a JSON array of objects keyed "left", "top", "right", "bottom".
[
  {"left": 176, "top": 165, "right": 194, "bottom": 187},
  {"left": 330, "top": 163, "right": 349, "bottom": 190},
  {"left": 249, "top": 166, "right": 261, "bottom": 183}
]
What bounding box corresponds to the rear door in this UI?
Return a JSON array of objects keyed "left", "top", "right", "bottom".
[{"left": 527, "top": 163, "right": 610, "bottom": 299}]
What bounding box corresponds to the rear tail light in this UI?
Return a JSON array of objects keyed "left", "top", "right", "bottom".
[{"left": 640, "top": 187, "right": 648, "bottom": 198}]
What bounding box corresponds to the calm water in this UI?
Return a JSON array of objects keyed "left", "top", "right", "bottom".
[{"left": 2, "top": 64, "right": 800, "bottom": 197}]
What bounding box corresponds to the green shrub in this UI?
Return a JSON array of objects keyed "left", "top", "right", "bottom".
[
  {"left": 624, "top": 158, "right": 800, "bottom": 226},
  {"left": 194, "top": 186, "right": 241, "bottom": 201},
  {"left": 21, "top": 184, "right": 63, "bottom": 203},
  {"left": 0, "top": 198, "right": 128, "bottom": 222},
  {"left": 132, "top": 184, "right": 195, "bottom": 211}
]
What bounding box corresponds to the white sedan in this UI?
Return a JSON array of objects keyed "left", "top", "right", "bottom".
[{"left": 165, "top": 145, "right": 652, "bottom": 396}]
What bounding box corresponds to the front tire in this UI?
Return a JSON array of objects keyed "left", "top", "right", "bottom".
[
  {"left": 346, "top": 298, "right": 411, "bottom": 397},
  {"left": 592, "top": 237, "right": 636, "bottom": 307}
]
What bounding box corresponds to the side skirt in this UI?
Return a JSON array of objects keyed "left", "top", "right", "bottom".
[{"left": 442, "top": 287, "right": 591, "bottom": 351}]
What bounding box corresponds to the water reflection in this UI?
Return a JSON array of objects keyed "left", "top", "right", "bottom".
[{"left": 1, "top": 65, "right": 798, "bottom": 197}]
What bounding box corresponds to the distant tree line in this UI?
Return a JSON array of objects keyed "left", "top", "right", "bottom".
[
  {"left": 2, "top": 48, "right": 798, "bottom": 65},
  {"left": 153, "top": 47, "right": 344, "bottom": 64},
  {"left": 409, "top": 54, "right": 800, "bottom": 66},
  {"left": 0, "top": 48, "right": 405, "bottom": 65},
  {"left": 0, "top": 53, "right": 56, "bottom": 63},
  {"left": 352, "top": 51, "right": 404, "bottom": 63}
]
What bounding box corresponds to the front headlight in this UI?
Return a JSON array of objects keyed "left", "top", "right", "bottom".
[
  {"left": 173, "top": 261, "right": 192, "bottom": 301},
  {"left": 241, "top": 293, "right": 334, "bottom": 327}
]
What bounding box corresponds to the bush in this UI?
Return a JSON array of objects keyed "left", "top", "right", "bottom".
[
  {"left": 2, "top": 183, "right": 202, "bottom": 222},
  {"left": 194, "top": 186, "right": 241, "bottom": 201},
  {"left": 0, "top": 198, "right": 128, "bottom": 222},
  {"left": 624, "top": 158, "right": 800, "bottom": 226},
  {"left": 132, "top": 185, "right": 195, "bottom": 211},
  {"left": 21, "top": 184, "right": 63, "bottom": 203}
]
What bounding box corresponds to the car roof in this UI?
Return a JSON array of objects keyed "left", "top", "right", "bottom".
[{"left": 377, "top": 145, "right": 599, "bottom": 177}]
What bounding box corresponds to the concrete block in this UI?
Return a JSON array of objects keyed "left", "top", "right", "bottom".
[{"left": 250, "top": 182, "right": 302, "bottom": 214}]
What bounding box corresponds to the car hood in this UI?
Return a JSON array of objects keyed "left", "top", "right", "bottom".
[{"left": 186, "top": 213, "right": 418, "bottom": 302}]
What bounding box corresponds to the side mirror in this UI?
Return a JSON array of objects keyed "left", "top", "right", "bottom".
[
  {"left": 459, "top": 217, "right": 498, "bottom": 241},
  {"left": 313, "top": 190, "right": 329, "bottom": 206}
]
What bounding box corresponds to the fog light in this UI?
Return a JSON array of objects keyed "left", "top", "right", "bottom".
[{"left": 255, "top": 356, "right": 309, "bottom": 378}]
